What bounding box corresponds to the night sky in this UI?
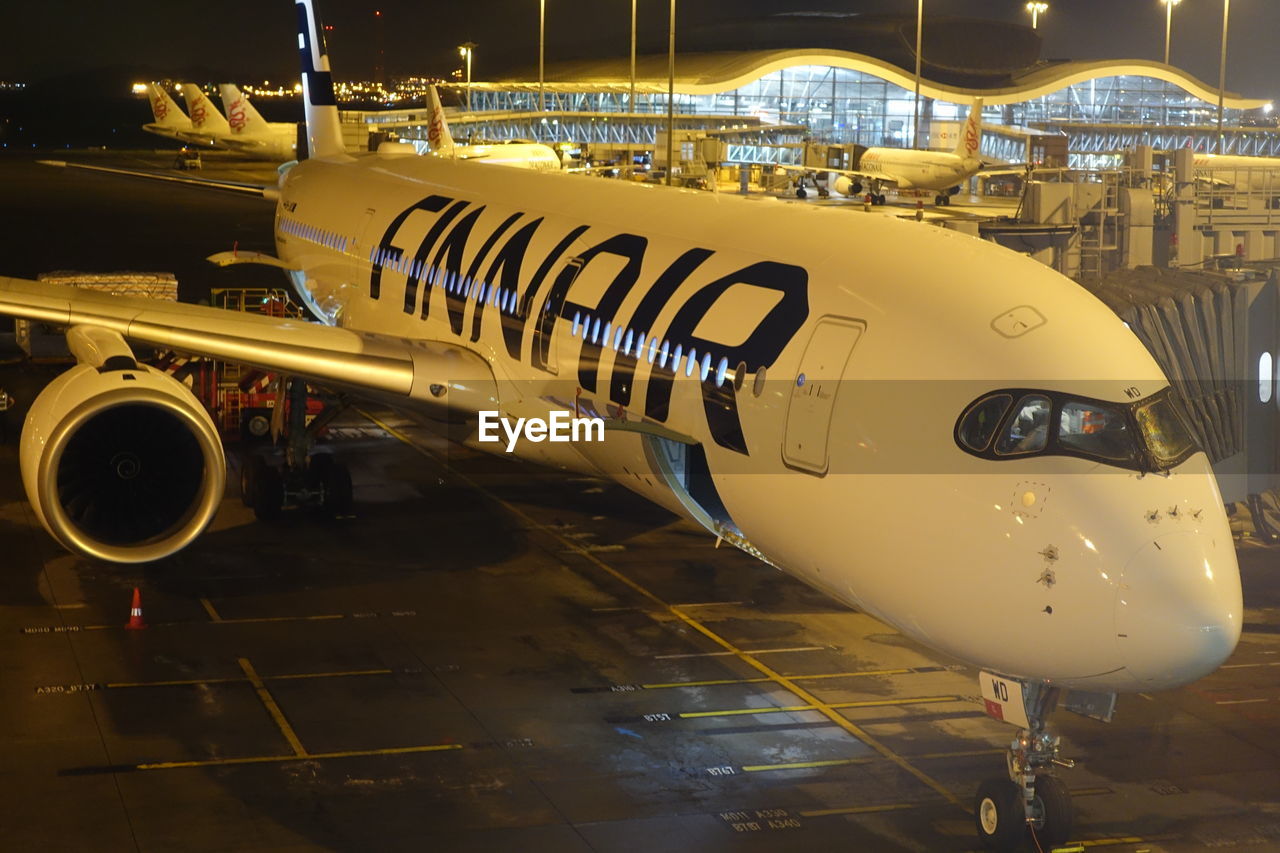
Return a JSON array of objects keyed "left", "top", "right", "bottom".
[{"left": 1, "top": 1, "right": 1276, "bottom": 99}]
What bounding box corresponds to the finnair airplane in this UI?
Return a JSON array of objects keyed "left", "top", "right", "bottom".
[
  {"left": 0, "top": 4, "right": 1241, "bottom": 850},
  {"left": 217, "top": 84, "right": 298, "bottom": 162},
  {"left": 142, "top": 83, "right": 194, "bottom": 142},
  {"left": 421, "top": 84, "right": 561, "bottom": 172},
  {"left": 783, "top": 99, "right": 986, "bottom": 206}
]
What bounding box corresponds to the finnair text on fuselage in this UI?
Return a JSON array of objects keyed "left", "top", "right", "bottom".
[{"left": 477, "top": 410, "right": 604, "bottom": 452}]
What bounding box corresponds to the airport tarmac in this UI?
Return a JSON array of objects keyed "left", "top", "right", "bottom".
[{"left": 0, "top": 153, "right": 1278, "bottom": 852}]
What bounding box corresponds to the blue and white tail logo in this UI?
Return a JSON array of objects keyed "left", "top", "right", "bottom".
[{"left": 294, "top": 0, "right": 346, "bottom": 158}]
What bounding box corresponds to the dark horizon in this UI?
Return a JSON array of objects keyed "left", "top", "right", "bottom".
[{"left": 0, "top": 2, "right": 1276, "bottom": 100}]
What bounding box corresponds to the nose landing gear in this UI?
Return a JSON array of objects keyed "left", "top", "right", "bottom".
[{"left": 975, "top": 680, "right": 1075, "bottom": 851}]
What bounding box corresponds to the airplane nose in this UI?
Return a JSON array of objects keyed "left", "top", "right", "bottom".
[{"left": 1116, "top": 531, "right": 1242, "bottom": 690}]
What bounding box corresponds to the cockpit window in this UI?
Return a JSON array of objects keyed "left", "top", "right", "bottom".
[
  {"left": 954, "top": 387, "right": 1203, "bottom": 471},
  {"left": 1135, "top": 395, "right": 1196, "bottom": 468},
  {"left": 1058, "top": 400, "right": 1135, "bottom": 462},
  {"left": 957, "top": 393, "right": 1012, "bottom": 452},
  {"left": 995, "top": 395, "right": 1051, "bottom": 455}
]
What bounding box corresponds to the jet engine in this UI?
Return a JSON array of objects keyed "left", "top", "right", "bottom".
[{"left": 20, "top": 360, "right": 225, "bottom": 563}]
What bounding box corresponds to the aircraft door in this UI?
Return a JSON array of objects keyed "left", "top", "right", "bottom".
[{"left": 782, "top": 316, "right": 864, "bottom": 475}]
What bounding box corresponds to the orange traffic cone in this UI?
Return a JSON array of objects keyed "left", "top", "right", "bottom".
[{"left": 125, "top": 587, "right": 146, "bottom": 630}]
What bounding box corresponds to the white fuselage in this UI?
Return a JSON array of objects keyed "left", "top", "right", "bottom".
[
  {"left": 858, "top": 148, "right": 983, "bottom": 191},
  {"left": 273, "top": 152, "right": 1241, "bottom": 694}
]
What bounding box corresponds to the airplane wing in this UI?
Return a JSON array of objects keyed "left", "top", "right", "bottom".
[
  {"left": 0, "top": 275, "right": 495, "bottom": 414},
  {"left": 38, "top": 159, "right": 278, "bottom": 200}
]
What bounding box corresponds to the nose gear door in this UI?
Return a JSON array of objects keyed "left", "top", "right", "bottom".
[{"left": 782, "top": 316, "right": 864, "bottom": 475}]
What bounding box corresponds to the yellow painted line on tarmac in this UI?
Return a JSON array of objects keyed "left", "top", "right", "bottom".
[
  {"left": 638, "top": 669, "right": 916, "bottom": 690},
  {"left": 642, "top": 676, "right": 774, "bottom": 689},
  {"left": 239, "top": 657, "right": 307, "bottom": 757},
  {"left": 361, "top": 408, "right": 964, "bottom": 810},
  {"left": 680, "top": 704, "right": 815, "bottom": 719},
  {"left": 677, "top": 696, "right": 958, "bottom": 720},
  {"left": 831, "top": 695, "right": 960, "bottom": 709},
  {"left": 200, "top": 597, "right": 223, "bottom": 622},
  {"left": 799, "top": 802, "right": 920, "bottom": 817},
  {"left": 136, "top": 742, "right": 462, "bottom": 771},
  {"left": 742, "top": 757, "right": 874, "bottom": 772}
]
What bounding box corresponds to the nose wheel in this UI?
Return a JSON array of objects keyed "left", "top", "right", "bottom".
[{"left": 975, "top": 682, "right": 1075, "bottom": 851}]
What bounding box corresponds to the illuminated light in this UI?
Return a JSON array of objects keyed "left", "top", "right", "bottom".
[
  {"left": 1204, "top": 559, "right": 1214, "bottom": 581},
  {"left": 131, "top": 83, "right": 147, "bottom": 95},
  {"left": 1083, "top": 538, "right": 1097, "bottom": 552},
  {"left": 1015, "top": 516, "right": 1024, "bottom": 525},
  {"left": 1100, "top": 571, "right": 1110, "bottom": 580},
  {"left": 993, "top": 505, "right": 1002, "bottom": 511}
]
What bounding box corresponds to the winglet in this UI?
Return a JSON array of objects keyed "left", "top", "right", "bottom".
[
  {"left": 953, "top": 97, "right": 983, "bottom": 159},
  {"left": 295, "top": 0, "right": 348, "bottom": 159},
  {"left": 424, "top": 85, "right": 456, "bottom": 155}
]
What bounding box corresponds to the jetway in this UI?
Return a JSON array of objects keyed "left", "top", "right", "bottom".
[{"left": 1080, "top": 268, "right": 1278, "bottom": 503}]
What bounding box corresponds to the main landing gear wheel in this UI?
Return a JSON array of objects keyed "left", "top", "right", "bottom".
[
  {"left": 975, "top": 779, "right": 1024, "bottom": 851},
  {"left": 935, "top": 193, "right": 951, "bottom": 206},
  {"left": 876, "top": 193, "right": 887, "bottom": 205},
  {"left": 795, "top": 186, "right": 808, "bottom": 199}
]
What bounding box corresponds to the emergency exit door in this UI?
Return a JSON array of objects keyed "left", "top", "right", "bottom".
[{"left": 782, "top": 317, "right": 864, "bottom": 475}]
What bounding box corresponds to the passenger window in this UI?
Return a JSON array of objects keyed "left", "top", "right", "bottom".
[
  {"left": 1058, "top": 400, "right": 1134, "bottom": 462},
  {"left": 995, "top": 395, "right": 1051, "bottom": 455},
  {"left": 958, "top": 393, "right": 1012, "bottom": 452}
]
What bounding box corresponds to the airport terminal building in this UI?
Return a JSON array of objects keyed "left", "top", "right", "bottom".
[{"left": 353, "top": 14, "right": 1275, "bottom": 166}]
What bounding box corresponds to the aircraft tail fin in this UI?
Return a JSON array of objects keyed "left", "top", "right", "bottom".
[
  {"left": 181, "top": 83, "right": 232, "bottom": 135},
  {"left": 147, "top": 84, "right": 189, "bottom": 128},
  {"left": 295, "top": 0, "right": 347, "bottom": 159},
  {"left": 219, "top": 84, "right": 270, "bottom": 135},
  {"left": 953, "top": 97, "right": 983, "bottom": 159},
  {"left": 424, "top": 85, "right": 456, "bottom": 154}
]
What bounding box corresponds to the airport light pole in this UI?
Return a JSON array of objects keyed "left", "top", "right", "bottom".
[
  {"left": 913, "top": 0, "right": 922, "bottom": 150},
  {"left": 1025, "top": 2, "right": 1047, "bottom": 29},
  {"left": 630, "top": 0, "right": 637, "bottom": 114},
  {"left": 1217, "top": 0, "right": 1229, "bottom": 148},
  {"left": 458, "top": 42, "right": 476, "bottom": 112},
  {"left": 1161, "top": 0, "right": 1181, "bottom": 66},
  {"left": 666, "top": 0, "right": 675, "bottom": 186},
  {"left": 538, "top": 0, "right": 545, "bottom": 112}
]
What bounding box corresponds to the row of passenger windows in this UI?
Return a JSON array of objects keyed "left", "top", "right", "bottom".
[
  {"left": 278, "top": 220, "right": 739, "bottom": 390},
  {"left": 280, "top": 216, "right": 349, "bottom": 253},
  {"left": 570, "top": 311, "right": 739, "bottom": 389}
]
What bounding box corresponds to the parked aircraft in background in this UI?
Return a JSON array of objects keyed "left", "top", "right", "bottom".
[
  {"left": 178, "top": 83, "right": 234, "bottom": 148},
  {"left": 781, "top": 98, "right": 987, "bottom": 206},
  {"left": 142, "top": 83, "right": 193, "bottom": 142},
  {"left": 0, "top": 5, "right": 1242, "bottom": 851},
  {"left": 421, "top": 84, "right": 562, "bottom": 172},
  {"left": 217, "top": 84, "right": 298, "bottom": 162}
]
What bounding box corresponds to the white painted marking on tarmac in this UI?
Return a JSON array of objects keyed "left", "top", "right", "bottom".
[
  {"left": 656, "top": 646, "right": 825, "bottom": 660},
  {"left": 1215, "top": 698, "right": 1269, "bottom": 705},
  {"left": 1222, "top": 662, "right": 1280, "bottom": 668}
]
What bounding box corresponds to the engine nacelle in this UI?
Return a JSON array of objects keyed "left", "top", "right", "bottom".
[
  {"left": 21, "top": 363, "right": 226, "bottom": 563},
  {"left": 832, "top": 175, "right": 862, "bottom": 197}
]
